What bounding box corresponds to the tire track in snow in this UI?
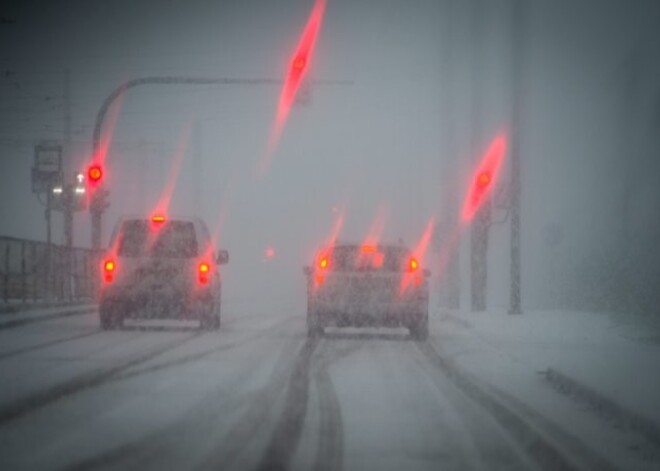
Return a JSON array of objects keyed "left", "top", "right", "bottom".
[
  {"left": 0, "top": 330, "right": 102, "bottom": 362},
  {"left": 416, "top": 341, "right": 617, "bottom": 471},
  {"left": 312, "top": 356, "right": 344, "bottom": 471},
  {"left": 0, "top": 332, "right": 200, "bottom": 425},
  {"left": 255, "top": 338, "right": 318, "bottom": 471},
  {"left": 60, "top": 317, "right": 302, "bottom": 471},
  {"left": 0, "top": 307, "right": 96, "bottom": 331}
]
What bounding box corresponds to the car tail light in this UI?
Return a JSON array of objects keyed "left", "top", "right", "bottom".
[
  {"left": 198, "top": 262, "right": 211, "bottom": 285},
  {"left": 151, "top": 214, "right": 166, "bottom": 224},
  {"left": 103, "top": 260, "right": 115, "bottom": 283},
  {"left": 408, "top": 257, "right": 419, "bottom": 272},
  {"left": 319, "top": 257, "right": 328, "bottom": 269}
]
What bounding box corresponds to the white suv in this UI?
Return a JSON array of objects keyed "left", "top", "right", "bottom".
[{"left": 99, "top": 215, "right": 228, "bottom": 330}]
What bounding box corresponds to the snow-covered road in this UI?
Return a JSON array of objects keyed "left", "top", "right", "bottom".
[{"left": 0, "top": 305, "right": 657, "bottom": 470}]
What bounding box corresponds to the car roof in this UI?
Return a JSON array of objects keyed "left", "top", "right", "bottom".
[
  {"left": 108, "top": 215, "right": 212, "bottom": 249},
  {"left": 332, "top": 242, "right": 410, "bottom": 251}
]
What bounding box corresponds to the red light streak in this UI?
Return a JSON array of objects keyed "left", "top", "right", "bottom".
[
  {"left": 361, "top": 206, "right": 387, "bottom": 249},
  {"left": 262, "top": 0, "right": 327, "bottom": 172},
  {"left": 400, "top": 218, "right": 434, "bottom": 293},
  {"left": 151, "top": 124, "right": 191, "bottom": 219},
  {"left": 461, "top": 133, "right": 507, "bottom": 222}
]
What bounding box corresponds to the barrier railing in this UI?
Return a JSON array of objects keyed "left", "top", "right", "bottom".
[{"left": 0, "top": 236, "right": 99, "bottom": 303}]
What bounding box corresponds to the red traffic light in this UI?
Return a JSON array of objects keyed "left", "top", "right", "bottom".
[{"left": 88, "top": 165, "right": 103, "bottom": 183}]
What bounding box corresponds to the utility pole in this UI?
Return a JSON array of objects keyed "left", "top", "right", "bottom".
[
  {"left": 63, "top": 69, "right": 73, "bottom": 298},
  {"left": 469, "top": 0, "right": 489, "bottom": 312},
  {"left": 192, "top": 120, "right": 202, "bottom": 217},
  {"left": 63, "top": 69, "right": 73, "bottom": 249},
  {"left": 509, "top": 0, "right": 526, "bottom": 315}
]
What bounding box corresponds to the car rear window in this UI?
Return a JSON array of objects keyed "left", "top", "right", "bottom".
[
  {"left": 117, "top": 220, "right": 198, "bottom": 258},
  {"left": 328, "top": 246, "right": 408, "bottom": 272}
]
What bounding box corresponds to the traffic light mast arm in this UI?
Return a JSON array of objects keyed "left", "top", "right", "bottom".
[
  {"left": 91, "top": 76, "right": 283, "bottom": 159},
  {"left": 91, "top": 75, "right": 353, "bottom": 158}
]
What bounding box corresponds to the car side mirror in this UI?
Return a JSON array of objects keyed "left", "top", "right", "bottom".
[
  {"left": 423, "top": 269, "right": 431, "bottom": 278},
  {"left": 303, "top": 266, "right": 312, "bottom": 276},
  {"left": 216, "top": 250, "right": 229, "bottom": 265}
]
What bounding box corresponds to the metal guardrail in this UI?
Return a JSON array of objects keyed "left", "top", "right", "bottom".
[{"left": 0, "top": 236, "right": 99, "bottom": 303}]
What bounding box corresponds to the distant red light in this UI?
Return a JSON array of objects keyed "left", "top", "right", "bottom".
[
  {"left": 265, "top": 247, "right": 276, "bottom": 259},
  {"left": 409, "top": 257, "right": 419, "bottom": 272},
  {"left": 319, "top": 258, "right": 328, "bottom": 269},
  {"left": 151, "top": 215, "right": 166, "bottom": 223}
]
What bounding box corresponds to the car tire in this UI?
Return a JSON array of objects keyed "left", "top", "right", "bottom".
[
  {"left": 100, "top": 300, "right": 122, "bottom": 330},
  {"left": 410, "top": 316, "right": 429, "bottom": 341},
  {"left": 307, "top": 308, "right": 323, "bottom": 338},
  {"left": 200, "top": 304, "right": 220, "bottom": 331}
]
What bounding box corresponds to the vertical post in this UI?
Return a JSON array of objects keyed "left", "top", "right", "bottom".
[
  {"left": 509, "top": 0, "right": 526, "bottom": 315},
  {"left": 31, "top": 243, "right": 36, "bottom": 301},
  {"left": 91, "top": 209, "right": 102, "bottom": 250},
  {"left": 192, "top": 120, "right": 203, "bottom": 217},
  {"left": 3, "top": 245, "right": 9, "bottom": 303},
  {"left": 45, "top": 188, "right": 52, "bottom": 301},
  {"left": 469, "top": 0, "right": 489, "bottom": 312},
  {"left": 21, "top": 242, "right": 26, "bottom": 304},
  {"left": 64, "top": 185, "right": 73, "bottom": 300},
  {"left": 64, "top": 70, "right": 74, "bottom": 299}
]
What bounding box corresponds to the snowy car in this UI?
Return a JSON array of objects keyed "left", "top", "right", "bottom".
[
  {"left": 99, "top": 215, "right": 228, "bottom": 330},
  {"left": 304, "top": 243, "right": 430, "bottom": 340}
]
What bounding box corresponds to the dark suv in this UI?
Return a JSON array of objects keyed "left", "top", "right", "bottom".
[
  {"left": 99, "top": 215, "right": 228, "bottom": 330},
  {"left": 304, "top": 243, "right": 430, "bottom": 340}
]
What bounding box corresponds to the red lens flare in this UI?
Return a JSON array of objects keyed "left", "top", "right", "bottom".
[
  {"left": 151, "top": 125, "right": 191, "bottom": 219},
  {"left": 361, "top": 206, "right": 387, "bottom": 249},
  {"left": 461, "top": 133, "right": 507, "bottom": 222},
  {"left": 319, "top": 257, "right": 328, "bottom": 269},
  {"left": 262, "top": 0, "right": 327, "bottom": 173},
  {"left": 151, "top": 215, "right": 166, "bottom": 223}
]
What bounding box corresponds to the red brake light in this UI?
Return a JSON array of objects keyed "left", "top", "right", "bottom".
[
  {"left": 103, "top": 260, "right": 115, "bottom": 283},
  {"left": 198, "top": 262, "right": 211, "bottom": 285}
]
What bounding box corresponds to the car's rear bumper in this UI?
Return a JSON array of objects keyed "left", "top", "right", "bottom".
[
  {"left": 309, "top": 299, "right": 428, "bottom": 327},
  {"left": 101, "top": 289, "right": 216, "bottom": 320}
]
